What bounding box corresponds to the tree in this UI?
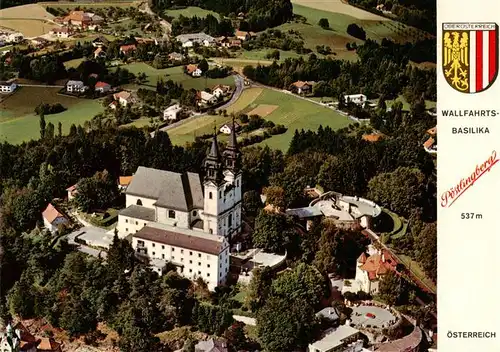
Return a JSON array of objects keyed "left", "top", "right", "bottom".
[
  {"left": 243, "top": 190, "right": 263, "bottom": 216},
  {"left": 58, "top": 122, "right": 63, "bottom": 138},
  {"left": 45, "top": 122, "right": 55, "bottom": 140},
  {"left": 412, "top": 222, "right": 436, "bottom": 281},
  {"left": 262, "top": 186, "right": 285, "bottom": 209},
  {"left": 39, "top": 113, "right": 46, "bottom": 139},
  {"left": 198, "top": 58, "right": 209, "bottom": 73},
  {"left": 224, "top": 322, "right": 248, "bottom": 351},
  {"left": 252, "top": 210, "right": 294, "bottom": 253},
  {"left": 107, "top": 233, "right": 136, "bottom": 279},
  {"left": 318, "top": 18, "right": 330, "bottom": 29},
  {"left": 245, "top": 266, "right": 274, "bottom": 311},
  {"left": 60, "top": 294, "right": 98, "bottom": 336},
  {"left": 257, "top": 297, "right": 318, "bottom": 352},
  {"left": 271, "top": 262, "right": 328, "bottom": 308},
  {"left": 368, "top": 167, "right": 426, "bottom": 217},
  {"left": 74, "top": 170, "right": 119, "bottom": 212}
]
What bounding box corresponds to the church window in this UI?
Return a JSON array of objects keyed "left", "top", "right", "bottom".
[
  {"left": 198, "top": 262, "right": 201, "bottom": 266},
  {"left": 228, "top": 214, "right": 232, "bottom": 227},
  {"left": 190, "top": 251, "right": 193, "bottom": 255},
  {"left": 237, "top": 180, "right": 239, "bottom": 187},
  {"left": 152, "top": 243, "right": 155, "bottom": 247},
  {"left": 189, "top": 269, "right": 192, "bottom": 273},
  {"left": 136, "top": 199, "right": 142, "bottom": 206},
  {"left": 125, "top": 219, "right": 128, "bottom": 223},
  {"left": 162, "top": 254, "right": 165, "bottom": 259},
  {"left": 189, "top": 260, "right": 192, "bottom": 264},
  {"left": 209, "top": 192, "right": 213, "bottom": 199},
  {"left": 219, "top": 191, "right": 222, "bottom": 198},
  {"left": 198, "top": 253, "right": 201, "bottom": 258},
  {"left": 207, "top": 273, "right": 210, "bottom": 277},
  {"left": 135, "top": 221, "right": 138, "bottom": 225},
  {"left": 209, "top": 229, "right": 213, "bottom": 234},
  {"left": 152, "top": 251, "right": 155, "bottom": 256},
  {"left": 193, "top": 210, "right": 197, "bottom": 216},
  {"left": 198, "top": 271, "right": 201, "bottom": 275},
  {"left": 172, "top": 248, "right": 175, "bottom": 251},
  {"left": 207, "top": 264, "right": 210, "bottom": 268},
  {"left": 162, "top": 245, "right": 164, "bottom": 249},
  {"left": 168, "top": 210, "right": 175, "bottom": 218},
  {"left": 181, "top": 249, "right": 184, "bottom": 254},
  {"left": 125, "top": 228, "right": 128, "bottom": 232}
]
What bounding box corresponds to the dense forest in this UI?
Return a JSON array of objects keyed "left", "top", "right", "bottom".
[
  {"left": 152, "top": 0, "right": 293, "bottom": 31},
  {"left": 244, "top": 39, "right": 436, "bottom": 101}
]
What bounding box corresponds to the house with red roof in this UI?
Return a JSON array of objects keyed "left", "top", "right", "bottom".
[
  {"left": 42, "top": 203, "right": 69, "bottom": 233},
  {"left": 95, "top": 81, "right": 111, "bottom": 93},
  {"left": 120, "top": 44, "right": 137, "bottom": 56},
  {"left": 342, "top": 245, "right": 397, "bottom": 295}
]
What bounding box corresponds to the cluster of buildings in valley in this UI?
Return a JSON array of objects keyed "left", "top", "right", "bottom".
[
  {"left": 0, "top": 30, "right": 24, "bottom": 47},
  {"left": 175, "top": 30, "right": 256, "bottom": 49}
]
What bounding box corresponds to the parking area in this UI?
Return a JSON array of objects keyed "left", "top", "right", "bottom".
[{"left": 350, "top": 305, "right": 397, "bottom": 329}]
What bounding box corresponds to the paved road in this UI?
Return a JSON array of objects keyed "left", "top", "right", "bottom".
[
  {"left": 18, "top": 84, "right": 65, "bottom": 88},
  {"left": 216, "top": 74, "right": 244, "bottom": 111}
]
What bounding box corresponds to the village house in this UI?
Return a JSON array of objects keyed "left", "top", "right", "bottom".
[
  {"left": 344, "top": 94, "right": 367, "bottom": 107},
  {"left": 220, "top": 122, "right": 240, "bottom": 135},
  {"left": 95, "top": 81, "right": 111, "bottom": 93},
  {"left": 30, "top": 37, "right": 50, "bottom": 48},
  {"left": 423, "top": 126, "right": 437, "bottom": 154},
  {"left": 163, "top": 103, "right": 183, "bottom": 121},
  {"left": 186, "top": 64, "right": 202, "bottom": 77},
  {"left": 94, "top": 47, "right": 106, "bottom": 59},
  {"left": 215, "top": 36, "right": 228, "bottom": 47},
  {"left": 42, "top": 203, "right": 70, "bottom": 233},
  {"left": 0, "top": 31, "right": 23, "bottom": 44},
  {"left": 50, "top": 27, "right": 72, "bottom": 38},
  {"left": 234, "top": 30, "right": 250, "bottom": 41},
  {"left": 66, "top": 80, "right": 88, "bottom": 93},
  {"left": 198, "top": 91, "right": 217, "bottom": 105},
  {"left": 37, "top": 337, "right": 62, "bottom": 352},
  {"left": 120, "top": 44, "right": 137, "bottom": 56},
  {"left": 342, "top": 245, "right": 397, "bottom": 295},
  {"left": 66, "top": 184, "right": 78, "bottom": 200},
  {"left": 195, "top": 338, "right": 229, "bottom": 352},
  {"left": 116, "top": 126, "right": 242, "bottom": 290},
  {"left": 119, "top": 176, "right": 133, "bottom": 192},
  {"left": 112, "top": 91, "right": 135, "bottom": 107},
  {"left": 168, "top": 52, "right": 184, "bottom": 62},
  {"left": 212, "top": 84, "right": 231, "bottom": 98},
  {"left": 229, "top": 39, "right": 242, "bottom": 48},
  {"left": 290, "top": 80, "right": 314, "bottom": 95},
  {"left": 92, "top": 36, "right": 109, "bottom": 48},
  {"left": 176, "top": 32, "right": 215, "bottom": 48},
  {"left": 0, "top": 79, "right": 17, "bottom": 93},
  {"left": 63, "top": 10, "right": 92, "bottom": 27}
]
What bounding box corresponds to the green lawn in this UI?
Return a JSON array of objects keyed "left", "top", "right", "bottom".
[
  {"left": 117, "top": 63, "right": 235, "bottom": 90},
  {"left": 164, "top": 6, "right": 220, "bottom": 19},
  {"left": 384, "top": 95, "right": 437, "bottom": 111},
  {"left": 64, "top": 58, "right": 85, "bottom": 69},
  {"left": 167, "top": 88, "right": 351, "bottom": 150},
  {"left": 0, "top": 87, "right": 104, "bottom": 144}
]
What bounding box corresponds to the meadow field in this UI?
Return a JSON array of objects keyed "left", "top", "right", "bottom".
[
  {"left": 0, "top": 87, "right": 104, "bottom": 144},
  {"left": 0, "top": 4, "right": 55, "bottom": 36},
  {"left": 167, "top": 88, "right": 351, "bottom": 150},
  {"left": 291, "top": 0, "right": 387, "bottom": 21},
  {"left": 164, "top": 6, "right": 220, "bottom": 19},
  {"left": 118, "top": 63, "right": 235, "bottom": 91}
]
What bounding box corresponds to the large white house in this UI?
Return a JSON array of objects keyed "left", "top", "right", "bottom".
[
  {"left": 66, "top": 80, "right": 88, "bottom": 93},
  {"left": 344, "top": 94, "right": 367, "bottom": 107},
  {"left": 163, "top": 103, "right": 182, "bottom": 120},
  {"left": 117, "top": 122, "right": 242, "bottom": 289}
]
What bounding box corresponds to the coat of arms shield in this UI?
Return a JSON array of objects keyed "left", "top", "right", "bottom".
[{"left": 443, "top": 23, "right": 498, "bottom": 93}]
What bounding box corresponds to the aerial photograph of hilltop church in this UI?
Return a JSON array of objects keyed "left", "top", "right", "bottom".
[{"left": 0, "top": 0, "right": 437, "bottom": 350}]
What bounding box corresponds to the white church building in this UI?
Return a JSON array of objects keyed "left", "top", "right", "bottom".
[{"left": 116, "top": 121, "right": 242, "bottom": 289}]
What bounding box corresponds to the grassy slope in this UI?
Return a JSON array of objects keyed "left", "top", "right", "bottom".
[
  {"left": 164, "top": 6, "right": 220, "bottom": 19},
  {"left": 0, "top": 87, "right": 104, "bottom": 144},
  {"left": 118, "top": 63, "right": 235, "bottom": 90},
  {"left": 167, "top": 88, "right": 351, "bottom": 151}
]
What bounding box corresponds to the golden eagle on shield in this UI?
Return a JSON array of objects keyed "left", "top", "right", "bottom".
[{"left": 443, "top": 31, "right": 469, "bottom": 92}]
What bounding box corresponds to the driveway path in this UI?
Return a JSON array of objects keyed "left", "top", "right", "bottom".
[
  {"left": 233, "top": 315, "right": 256, "bottom": 326},
  {"left": 216, "top": 74, "right": 244, "bottom": 111}
]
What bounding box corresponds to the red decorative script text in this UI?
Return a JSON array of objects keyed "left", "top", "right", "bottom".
[{"left": 441, "top": 150, "right": 499, "bottom": 207}]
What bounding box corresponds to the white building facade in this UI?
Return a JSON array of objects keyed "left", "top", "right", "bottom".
[
  {"left": 0, "top": 80, "right": 17, "bottom": 93},
  {"left": 117, "top": 121, "right": 242, "bottom": 289}
]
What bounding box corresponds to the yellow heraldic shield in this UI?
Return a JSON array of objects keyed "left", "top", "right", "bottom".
[{"left": 442, "top": 23, "right": 498, "bottom": 94}]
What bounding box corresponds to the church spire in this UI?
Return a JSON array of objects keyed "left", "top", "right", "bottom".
[
  {"left": 204, "top": 132, "right": 224, "bottom": 184},
  {"left": 223, "top": 117, "right": 241, "bottom": 172}
]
